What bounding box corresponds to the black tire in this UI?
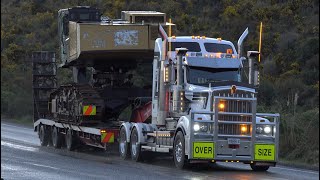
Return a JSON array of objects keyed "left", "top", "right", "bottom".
[
  {"left": 130, "top": 128, "right": 142, "bottom": 162},
  {"left": 39, "top": 125, "right": 49, "bottom": 146},
  {"left": 65, "top": 129, "right": 76, "bottom": 151},
  {"left": 250, "top": 164, "right": 270, "bottom": 171},
  {"left": 52, "top": 126, "right": 63, "bottom": 149},
  {"left": 119, "top": 127, "right": 130, "bottom": 159},
  {"left": 173, "top": 131, "right": 188, "bottom": 169}
]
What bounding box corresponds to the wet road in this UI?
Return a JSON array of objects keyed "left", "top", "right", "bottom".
[{"left": 1, "top": 121, "right": 319, "bottom": 180}]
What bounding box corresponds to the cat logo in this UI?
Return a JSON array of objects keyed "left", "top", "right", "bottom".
[{"left": 231, "top": 85, "right": 237, "bottom": 94}]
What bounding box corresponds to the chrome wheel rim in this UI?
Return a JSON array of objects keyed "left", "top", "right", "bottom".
[
  {"left": 131, "top": 133, "right": 137, "bottom": 156},
  {"left": 120, "top": 131, "right": 126, "bottom": 155},
  {"left": 175, "top": 141, "right": 183, "bottom": 162},
  {"left": 52, "top": 128, "right": 57, "bottom": 146},
  {"left": 66, "top": 130, "right": 71, "bottom": 148},
  {"left": 40, "top": 126, "right": 45, "bottom": 142}
]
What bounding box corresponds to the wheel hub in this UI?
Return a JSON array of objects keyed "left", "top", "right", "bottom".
[
  {"left": 175, "top": 141, "right": 183, "bottom": 162},
  {"left": 131, "top": 134, "right": 137, "bottom": 156}
]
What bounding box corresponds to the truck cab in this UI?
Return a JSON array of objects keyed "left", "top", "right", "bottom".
[{"left": 119, "top": 26, "right": 280, "bottom": 171}]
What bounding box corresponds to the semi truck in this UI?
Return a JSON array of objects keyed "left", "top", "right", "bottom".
[{"left": 33, "top": 6, "right": 280, "bottom": 171}]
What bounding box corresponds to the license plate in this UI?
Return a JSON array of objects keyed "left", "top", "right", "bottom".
[{"left": 228, "top": 138, "right": 240, "bottom": 145}]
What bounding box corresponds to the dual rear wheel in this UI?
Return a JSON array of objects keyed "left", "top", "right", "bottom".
[
  {"left": 119, "top": 127, "right": 187, "bottom": 168},
  {"left": 119, "top": 127, "right": 143, "bottom": 162},
  {"left": 52, "top": 126, "right": 63, "bottom": 148},
  {"left": 38, "top": 125, "right": 77, "bottom": 151}
]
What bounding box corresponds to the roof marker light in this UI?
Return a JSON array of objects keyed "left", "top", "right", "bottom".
[
  {"left": 217, "top": 38, "right": 222, "bottom": 41},
  {"left": 191, "top": 36, "right": 195, "bottom": 39},
  {"left": 202, "top": 36, "right": 206, "bottom": 39}
]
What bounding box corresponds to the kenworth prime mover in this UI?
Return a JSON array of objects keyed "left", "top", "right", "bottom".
[{"left": 33, "top": 6, "right": 280, "bottom": 171}]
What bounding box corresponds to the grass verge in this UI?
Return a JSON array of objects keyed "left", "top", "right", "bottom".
[
  {"left": 1, "top": 114, "right": 33, "bottom": 127},
  {"left": 278, "top": 158, "right": 319, "bottom": 171}
]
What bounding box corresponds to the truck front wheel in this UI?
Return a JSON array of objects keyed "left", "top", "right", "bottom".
[
  {"left": 119, "top": 127, "right": 130, "bottom": 159},
  {"left": 250, "top": 164, "right": 270, "bottom": 171},
  {"left": 130, "top": 128, "right": 142, "bottom": 162},
  {"left": 174, "top": 131, "right": 188, "bottom": 169}
]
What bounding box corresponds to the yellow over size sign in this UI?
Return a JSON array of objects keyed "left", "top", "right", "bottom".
[
  {"left": 193, "top": 142, "right": 215, "bottom": 159},
  {"left": 254, "top": 144, "right": 275, "bottom": 161}
]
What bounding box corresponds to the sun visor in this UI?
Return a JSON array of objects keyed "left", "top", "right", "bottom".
[{"left": 185, "top": 57, "right": 241, "bottom": 69}]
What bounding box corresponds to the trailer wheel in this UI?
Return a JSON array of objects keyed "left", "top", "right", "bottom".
[
  {"left": 130, "top": 128, "right": 142, "bottom": 162},
  {"left": 52, "top": 126, "right": 63, "bottom": 149},
  {"left": 174, "top": 131, "right": 188, "bottom": 169},
  {"left": 39, "top": 125, "right": 49, "bottom": 146},
  {"left": 119, "top": 127, "right": 130, "bottom": 159},
  {"left": 250, "top": 164, "right": 270, "bottom": 171},
  {"left": 66, "top": 129, "right": 76, "bottom": 151}
]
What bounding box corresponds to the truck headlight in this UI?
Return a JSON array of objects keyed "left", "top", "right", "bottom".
[
  {"left": 194, "top": 123, "right": 208, "bottom": 132},
  {"left": 256, "top": 125, "right": 273, "bottom": 136},
  {"left": 256, "top": 126, "right": 263, "bottom": 134},
  {"left": 194, "top": 124, "right": 200, "bottom": 131},
  {"left": 264, "top": 126, "right": 271, "bottom": 134}
]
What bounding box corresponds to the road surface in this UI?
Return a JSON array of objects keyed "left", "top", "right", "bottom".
[{"left": 1, "top": 121, "right": 319, "bottom": 180}]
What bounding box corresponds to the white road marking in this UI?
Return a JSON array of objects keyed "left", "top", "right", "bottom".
[
  {"left": 1, "top": 140, "right": 38, "bottom": 152},
  {"left": 27, "top": 163, "right": 60, "bottom": 170},
  {"left": 274, "top": 166, "right": 319, "bottom": 175}
]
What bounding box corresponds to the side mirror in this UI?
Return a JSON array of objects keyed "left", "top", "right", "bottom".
[{"left": 240, "top": 57, "right": 247, "bottom": 64}]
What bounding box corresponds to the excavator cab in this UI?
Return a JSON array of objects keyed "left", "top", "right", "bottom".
[{"left": 58, "top": 6, "right": 101, "bottom": 65}]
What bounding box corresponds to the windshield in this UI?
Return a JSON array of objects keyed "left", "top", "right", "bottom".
[
  {"left": 187, "top": 66, "right": 240, "bottom": 85},
  {"left": 170, "top": 42, "right": 201, "bottom": 52},
  {"left": 204, "top": 43, "right": 234, "bottom": 53}
]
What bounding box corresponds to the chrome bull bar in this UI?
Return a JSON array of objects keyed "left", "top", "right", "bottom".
[{"left": 188, "top": 96, "right": 280, "bottom": 162}]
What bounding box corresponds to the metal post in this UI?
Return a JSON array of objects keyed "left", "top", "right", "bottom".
[{"left": 248, "top": 57, "right": 253, "bottom": 85}]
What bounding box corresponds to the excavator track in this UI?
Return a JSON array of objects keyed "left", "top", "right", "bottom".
[{"left": 50, "top": 84, "right": 105, "bottom": 126}]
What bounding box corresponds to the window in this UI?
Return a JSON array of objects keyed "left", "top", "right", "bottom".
[
  {"left": 187, "top": 67, "right": 239, "bottom": 85},
  {"left": 170, "top": 42, "right": 201, "bottom": 52},
  {"left": 79, "top": 13, "right": 90, "bottom": 21},
  {"left": 204, "top": 43, "right": 233, "bottom": 53}
]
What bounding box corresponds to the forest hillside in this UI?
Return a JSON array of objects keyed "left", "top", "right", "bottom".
[{"left": 1, "top": 0, "right": 318, "bottom": 165}]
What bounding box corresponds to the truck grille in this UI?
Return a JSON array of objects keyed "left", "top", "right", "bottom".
[
  {"left": 218, "top": 124, "right": 251, "bottom": 135},
  {"left": 215, "top": 91, "right": 255, "bottom": 136},
  {"left": 223, "top": 99, "right": 252, "bottom": 113}
]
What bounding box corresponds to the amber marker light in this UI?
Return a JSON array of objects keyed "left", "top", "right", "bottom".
[
  {"left": 241, "top": 125, "right": 247, "bottom": 133},
  {"left": 219, "top": 103, "right": 225, "bottom": 109}
]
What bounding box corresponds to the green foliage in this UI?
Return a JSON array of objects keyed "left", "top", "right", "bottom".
[
  {"left": 1, "top": 0, "right": 318, "bottom": 165},
  {"left": 280, "top": 109, "right": 319, "bottom": 165}
]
